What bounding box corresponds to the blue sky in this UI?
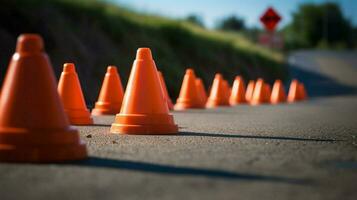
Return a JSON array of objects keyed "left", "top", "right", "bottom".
[{"left": 111, "top": 0, "right": 357, "bottom": 29}]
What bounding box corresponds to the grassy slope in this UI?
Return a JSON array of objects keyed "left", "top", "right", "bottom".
[{"left": 0, "top": 0, "right": 286, "bottom": 104}]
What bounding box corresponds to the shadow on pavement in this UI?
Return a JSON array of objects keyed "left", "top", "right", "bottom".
[
  {"left": 289, "top": 64, "right": 357, "bottom": 97},
  {"left": 181, "top": 132, "right": 339, "bottom": 142},
  {"left": 323, "top": 160, "right": 357, "bottom": 169},
  {"left": 69, "top": 156, "right": 311, "bottom": 185}
]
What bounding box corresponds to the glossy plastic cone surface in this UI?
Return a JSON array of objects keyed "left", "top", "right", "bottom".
[
  {"left": 270, "top": 80, "right": 286, "bottom": 104},
  {"left": 264, "top": 83, "right": 272, "bottom": 103},
  {"left": 174, "top": 69, "right": 203, "bottom": 110},
  {"left": 229, "top": 76, "right": 246, "bottom": 105},
  {"left": 195, "top": 78, "right": 208, "bottom": 107},
  {"left": 206, "top": 74, "right": 230, "bottom": 108},
  {"left": 299, "top": 83, "right": 308, "bottom": 100},
  {"left": 58, "top": 63, "right": 93, "bottom": 125},
  {"left": 223, "top": 80, "right": 231, "bottom": 104},
  {"left": 250, "top": 78, "right": 269, "bottom": 105},
  {"left": 245, "top": 80, "right": 255, "bottom": 102},
  {"left": 158, "top": 71, "right": 174, "bottom": 110},
  {"left": 92, "top": 66, "right": 124, "bottom": 115},
  {"left": 287, "top": 79, "right": 303, "bottom": 103},
  {"left": 0, "top": 34, "right": 87, "bottom": 162},
  {"left": 110, "top": 48, "right": 178, "bottom": 134}
]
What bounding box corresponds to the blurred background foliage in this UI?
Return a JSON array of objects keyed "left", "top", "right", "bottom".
[{"left": 283, "top": 2, "right": 356, "bottom": 50}]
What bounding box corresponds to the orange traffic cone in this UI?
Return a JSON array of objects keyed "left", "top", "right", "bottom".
[
  {"left": 92, "top": 66, "right": 124, "bottom": 115},
  {"left": 229, "top": 76, "right": 246, "bottom": 105},
  {"left": 174, "top": 69, "right": 203, "bottom": 110},
  {"left": 206, "top": 74, "right": 230, "bottom": 108},
  {"left": 110, "top": 48, "right": 178, "bottom": 134},
  {"left": 223, "top": 80, "right": 231, "bottom": 104},
  {"left": 287, "top": 79, "right": 302, "bottom": 103},
  {"left": 158, "top": 71, "right": 174, "bottom": 110},
  {"left": 299, "top": 82, "right": 308, "bottom": 100},
  {"left": 250, "top": 78, "right": 269, "bottom": 105},
  {"left": 270, "top": 80, "right": 286, "bottom": 104},
  {"left": 58, "top": 63, "right": 93, "bottom": 125},
  {"left": 196, "top": 78, "right": 208, "bottom": 107},
  {"left": 264, "top": 83, "right": 272, "bottom": 103},
  {"left": 245, "top": 80, "right": 255, "bottom": 102},
  {"left": 0, "top": 34, "right": 87, "bottom": 162}
]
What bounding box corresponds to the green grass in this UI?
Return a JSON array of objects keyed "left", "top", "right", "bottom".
[{"left": 0, "top": 0, "right": 286, "bottom": 104}]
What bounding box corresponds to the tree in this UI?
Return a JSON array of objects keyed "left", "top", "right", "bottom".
[
  {"left": 185, "top": 14, "right": 205, "bottom": 27},
  {"left": 284, "top": 2, "right": 354, "bottom": 49},
  {"left": 216, "top": 15, "right": 246, "bottom": 31}
]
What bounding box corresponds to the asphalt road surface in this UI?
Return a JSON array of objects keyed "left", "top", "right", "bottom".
[{"left": 1, "top": 50, "right": 357, "bottom": 200}]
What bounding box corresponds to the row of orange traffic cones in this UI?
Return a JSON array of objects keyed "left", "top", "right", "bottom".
[
  {"left": 173, "top": 70, "right": 307, "bottom": 109},
  {"left": 0, "top": 34, "right": 307, "bottom": 162},
  {"left": 56, "top": 63, "right": 307, "bottom": 125}
]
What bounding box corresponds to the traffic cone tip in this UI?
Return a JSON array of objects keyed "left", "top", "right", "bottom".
[
  {"left": 186, "top": 68, "right": 195, "bottom": 75},
  {"left": 16, "top": 34, "right": 43, "bottom": 53},
  {"left": 107, "top": 66, "right": 117, "bottom": 73},
  {"left": 63, "top": 63, "right": 76, "bottom": 72},
  {"left": 136, "top": 48, "right": 152, "bottom": 60}
]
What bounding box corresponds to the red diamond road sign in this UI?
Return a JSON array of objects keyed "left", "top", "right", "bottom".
[{"left": 260, "top": 7, "right": 281, "bottom": 31}]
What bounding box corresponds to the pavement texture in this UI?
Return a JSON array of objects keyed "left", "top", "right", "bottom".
[{"left": 1, "top": 50, "right": 357, "bottom": 200}]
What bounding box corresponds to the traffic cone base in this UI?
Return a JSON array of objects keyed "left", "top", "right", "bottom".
[
  {"left": 0, "top": 127, "right": 87, "bottom": 162},
  {"left": 0, "top": 34, "right": 87, "bottom": 162},
  {"left": 174, "top": 101, "right": 205, "bottom": 110},
  {"left": 174, "top": 103, "right": 193, "bottom": 110},
  {"left": 206, "top": 98, "right": 230, "bottom": 108},
  {"left": 92, "top": 102, "right": 121, "bottom": 115},
  {"left": 229, "top": 98, "right": 246, "bottom": 105},
  {"left": 110, "top": 48, "right": 178, "bottom": 134},
  {"left": 110, "top": 113, "right": 178, "bottom": 134}
]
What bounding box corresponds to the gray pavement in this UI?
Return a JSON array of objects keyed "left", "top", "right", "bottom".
[{"left": 1, "top": 51, "right": 357, "bottom": 200}]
